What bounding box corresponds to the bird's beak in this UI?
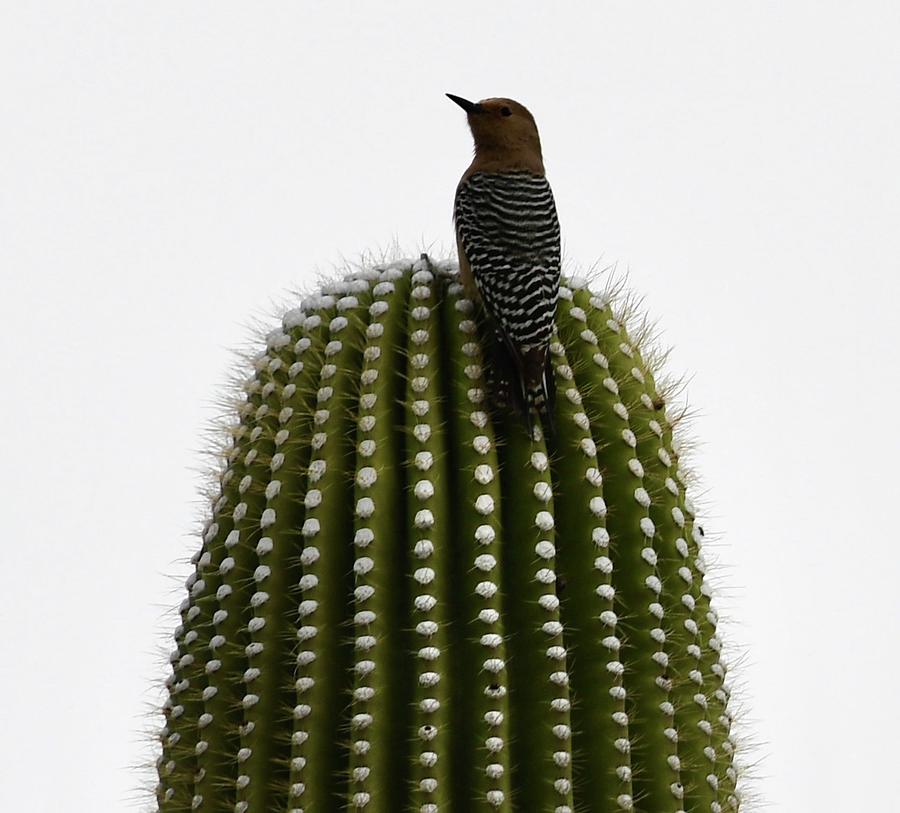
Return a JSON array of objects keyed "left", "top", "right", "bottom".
[{"left": 446, "top": 93, "right": 483, "bottom": 114}]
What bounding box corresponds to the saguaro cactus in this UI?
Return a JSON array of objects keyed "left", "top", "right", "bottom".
[{"left": 156, "top": 257, "right": 740, "bottom": 813}]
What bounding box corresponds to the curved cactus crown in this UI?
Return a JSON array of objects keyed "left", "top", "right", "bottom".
[{"left": 156, "top": 256, "right": 742, "bottom": 813}]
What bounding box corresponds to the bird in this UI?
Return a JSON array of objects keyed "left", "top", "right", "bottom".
[{"left": 447, "top": 93, "right": 561, "bottom": 439}]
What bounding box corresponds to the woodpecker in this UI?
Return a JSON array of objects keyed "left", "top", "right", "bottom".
[{"left": 447, "top": 93, "right": 561, "bottom": 438}]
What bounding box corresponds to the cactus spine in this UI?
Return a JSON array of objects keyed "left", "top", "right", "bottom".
[{"left": 156, "top": 257, "right": 740, "bottom": 813}]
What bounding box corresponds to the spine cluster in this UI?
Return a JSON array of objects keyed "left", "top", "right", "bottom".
[{"left": 156, "top": 257, "right": 740, "bottom": 813}]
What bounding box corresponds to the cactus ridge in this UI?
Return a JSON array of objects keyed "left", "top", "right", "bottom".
[{"left": 156, "top": 257, "right": 741, "bottom": 813}]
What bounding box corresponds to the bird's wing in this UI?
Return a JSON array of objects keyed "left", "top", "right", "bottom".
[{"left": 453, "top": 170, "right": 561, "bottom": 351}]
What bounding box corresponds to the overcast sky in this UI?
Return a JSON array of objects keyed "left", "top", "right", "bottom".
[{"left": 2, "top": 3, "right": 898, "bottom": 811}]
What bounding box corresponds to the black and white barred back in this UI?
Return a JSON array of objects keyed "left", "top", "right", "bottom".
[
  {"left": 454, "top": 169, "right": 561, "bottom": 435},
  {"left": 454, "top": 170, "right": 561, "bottom": 346}
]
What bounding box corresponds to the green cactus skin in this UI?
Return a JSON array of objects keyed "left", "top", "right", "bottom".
[{"left": 156, "top": 257, "right": 740, "bottom": 813}]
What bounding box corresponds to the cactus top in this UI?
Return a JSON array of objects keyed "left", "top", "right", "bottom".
[{"left": 156, "top": 257, "right": 741, "bottom": 813}]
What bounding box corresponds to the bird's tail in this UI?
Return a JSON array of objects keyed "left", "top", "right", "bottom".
[
  {"left": 520, "top": 344, "right": 556, "bottom": 441},
  {"left": 482, "top": 324, "right": 556, "bottom": 440}
]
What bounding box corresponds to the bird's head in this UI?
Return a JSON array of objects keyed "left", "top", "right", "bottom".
[{"left": 446, "top": 94, "right": 544, "bottom": 171}]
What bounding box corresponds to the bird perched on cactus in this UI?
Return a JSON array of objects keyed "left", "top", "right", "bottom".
[{"left": 448, "top": 93, "right": 561, "bottom": 438}]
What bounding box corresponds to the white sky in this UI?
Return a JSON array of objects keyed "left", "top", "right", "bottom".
[{"left": 2, "top": 3, "right": 898, "bottom": 811}]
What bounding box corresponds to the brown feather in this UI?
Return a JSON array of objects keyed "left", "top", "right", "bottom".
[{"left": 458, "top": 97, "right": 546, "bottom": 180}]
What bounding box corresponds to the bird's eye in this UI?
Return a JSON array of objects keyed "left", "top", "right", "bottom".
[{"left": 500, "top": 106, "right": 512, "bottom": 117}]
